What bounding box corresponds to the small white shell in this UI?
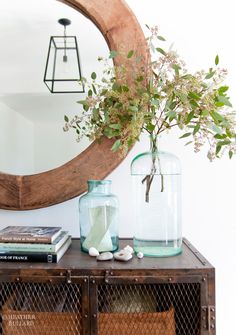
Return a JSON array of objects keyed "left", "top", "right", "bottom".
[
  {"left": 137, "top": 252, "right": 144, "bottom": 259},
  {"left": 123, "top": 245, "right": 134, "bottom": 254},
  {"left": 97, "top": 252, "right": 113, "bottom": 261},
  {"left": 89, "top": 247, "right": 99, "bottom": 257},
  {"left": 114, "top": 250, "right": 133, "bottom": 262}
]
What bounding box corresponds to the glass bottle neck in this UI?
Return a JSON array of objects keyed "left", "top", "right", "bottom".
[{"left": 87, "top": 180, "right": 111, "bottom": 194}]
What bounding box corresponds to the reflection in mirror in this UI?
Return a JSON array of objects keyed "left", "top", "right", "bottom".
[{"left": 0, "top": 0, "right": 110, "bottom": 175}]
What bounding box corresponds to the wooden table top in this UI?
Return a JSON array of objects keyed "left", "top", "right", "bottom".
[{"left": 0, "top": 238, "right": 214, "bottom": 278}]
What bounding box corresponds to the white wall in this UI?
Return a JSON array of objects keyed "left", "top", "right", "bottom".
[
  {"left": 0, "top": 0, "right": 235, "bottom": 333},
  {"left": 0, "top": 102, "right": 34, "bottom": 174}
]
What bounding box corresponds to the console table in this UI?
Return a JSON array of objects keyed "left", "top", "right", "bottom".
[{"left": 0, "top": 238, "right": 215, "bottom": 335}]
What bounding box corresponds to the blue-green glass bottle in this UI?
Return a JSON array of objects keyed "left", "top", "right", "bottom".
[
  {"left": 131, "top": 136, "right": 182, "bottom": 257},
  {"left": 79, "top": 180, "right": 119, "bottom": 253}
]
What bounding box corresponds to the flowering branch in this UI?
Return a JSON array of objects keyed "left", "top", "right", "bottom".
[{"left": 64, "top": 26, "right": 236, "bottom": 200}]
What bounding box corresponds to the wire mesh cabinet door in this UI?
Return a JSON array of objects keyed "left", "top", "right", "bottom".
[
  {"left": 89, "top": 274, "right": 215, "bottom": 335},
  {"left": 0, "top": 274, "right": 89, "bottom": 335}
]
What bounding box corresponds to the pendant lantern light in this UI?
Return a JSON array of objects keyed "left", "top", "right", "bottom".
[{"left": 43, "top": 18, "right": 84, "bottom": 93}]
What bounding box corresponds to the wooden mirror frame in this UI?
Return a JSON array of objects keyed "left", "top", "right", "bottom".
[{"left": 0, "top": 0, "right": 147, "bottom": 210}]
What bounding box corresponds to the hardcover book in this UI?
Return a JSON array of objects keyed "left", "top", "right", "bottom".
[
  {"left": 0, "top": 231, "right": 69, "bottom": 253},
  {"left": 0, "top": 226, "right": 62, "bottom": 243},
  {"left": 0, "top": 236, "right": 72, "bottom": 263}
]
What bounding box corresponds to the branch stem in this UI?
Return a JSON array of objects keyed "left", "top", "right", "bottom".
[{"left": 142, "top": 134, "right": 164, "bottom": 203}]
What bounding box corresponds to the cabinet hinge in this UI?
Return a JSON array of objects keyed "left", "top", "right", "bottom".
[
  {"left": 104, "top": 270, "right": 114, "bottom": 283},
  {"left": 201, "top": 305, "right": 215, "bottom": 332}
]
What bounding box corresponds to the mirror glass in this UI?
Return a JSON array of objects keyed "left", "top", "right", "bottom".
[{"left": 0, "top": 0, "right": 110, "bottom": 175}]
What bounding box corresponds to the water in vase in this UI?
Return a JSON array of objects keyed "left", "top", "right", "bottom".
[{"left": 132, "top": 172, "right": 182, "bottom": 257}]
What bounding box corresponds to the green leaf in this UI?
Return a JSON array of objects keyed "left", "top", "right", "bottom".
[
  {"left": 109, "top": 124, "right": 120, "bottom": 130},
  {"left": 156, "top": 47, "right": 166, "bottom": 56},
  {"left": 169, "top": 101, "right": 177, "bottom": 109},
  {"left": 210, "top": 110, "right": 224, "bottom": 123},
  {"left": 205, "top": 70, "right": 215, "bottom": 79},
  {"left": 109, "top": 50, "right": 118, "bottom": 59},
  {"left": 127, "top": 138, "right": 134, "bottom": 147},
  {"left": 179, "top": 132, "right": 192, "bottom": 139},
  {"left": 77, "top": 100, "right": 88, "bottom": 106},
  {"left": 229, "top": 150, "right": 233, "bottom": 159},
  {"left": 190, "top": 100, "right": 199, "bottom": 108},
  {"left": 181, "top": 74, "right": 193, "bottom": 80},
  {"left": 88, "top": 89, "right": 93, "bottom": 97},
  {"left": 111, "top": 139, "right": 121, "bottom": 151},
  {"left": 215, "top": 101, "right": 225, "bottom": 107},
  {"left": 136, "top": 75, "right": 144, "bottom": 82},
  {"left": 217, "top": 139, "right": 231, "bottom": 146},
  {"left": 127, "top": 50, "right": 134, "bottom": 58},
  {"left": 122, "top": 85, "right": 129, "bottom": 92},
  {"left": 92, "top": 84, "right": 97, "bottom": 94},
  {"left": 186, "top": 111, "right": 195, "bottom": 124},
  {"left": 218, "top": 86, "right": 229, "bottom": 95},
  {"left": 157, "top": 35, "right": 166, "bottom": 41},
  {"left": 201, "top": 83, "right": 208, "bottom": 89},
  {"left": 214, "top": 134, "right": 227, "bottom": 139},
  {"left": 188, "top": 92, "right": 201, "bottom": 101},
  {"left": 193, "top": 123, "right": 200, "bottom": 135},
  {"left": 112, "top": 82, "right": 120, "bottom": 91},
  {"left": 145, "top": 24, "right": 150, "bottom": 30},
  {"left": 151, "top": 99, "right": 159, "bottom": 107},
  {"left": 175, "top": 91, "right": 188, "bottom": 103},
  {"left": 172, "top": 64, "right": 181, "bottom": 76},
  {"left": 64, "top": 115, "right": 69, "bottom": 122},
  {"left": 185, "top": 141, "right": 193, "bottom": 146},
  {"left": 216, "top": 140, "right": 231, "bottom": 156},
  {"left": 211, "top": 124, "right": 223, "bottom": 134},
  {"left": 226, "top": 128, "right": 232, "bottom": 138},
  {"left": 221, "top": 139, "right": 231, "bottom": 145},
  {"left": 146, "top": 123, "right": 155, "bottom": 132},
  {"left": 101, "top": 89, "right": 108, "bottom": 96},
  {"left": 92, "top": 108, "right": 99, "bottom": 119},
  {"left": 162, "top": 121, "right": 170, "bottom": 128},
  {"left": 104, "top": 110, "right": 109, "bottom": 122},
  {"left": 104, "top": 127, "right": 113, "bottom": 138},
  {"left": 215, "top": 55, "right": 219, "bottom": 66},
  {"left": 201, "top": 110, "right": 209, "bottom": 117},
  {"left": 217, "top": 95, "right": 232, "bottom": 107},
  {"left": 91, "top": 72, "right": 97, "bottom": 80},
  {"left": 129, "top": 106, "right": 139, "bottom": 113},
  {"left": 167, "top": 111, "right": 177, "bottom": 122},
  {"left": 216, "top": 144, "right": 222, "bottom": 155}
]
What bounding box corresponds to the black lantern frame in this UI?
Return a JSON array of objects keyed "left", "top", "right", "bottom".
[{"left": 43, "top": 34, "right": 85, "bottom": 94}]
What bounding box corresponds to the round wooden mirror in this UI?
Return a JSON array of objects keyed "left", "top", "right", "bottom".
[{"left": 0, "top": 0, "right": 147, "bottom": 210}]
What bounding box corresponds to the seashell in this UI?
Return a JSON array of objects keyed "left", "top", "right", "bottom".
[
  {"left": 114, "top": 250, "right": 133, "bottom": 262},
  {"left": 137, "top": 252, "right": 144, "bottom": 259},
  {"left": 89, "top": 247, "right": 99, "bottom": 257},
  {"left": 97, "top": 252, "right": 113, "bottom": 261},
  {"left": 123, "top": 245, "right": 134, "bottom": 254}
]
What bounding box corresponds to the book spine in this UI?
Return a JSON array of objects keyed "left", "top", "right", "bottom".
[
  {"left": 0, "top": 244, "right": 55, "bottom": 252},
  {"left": 0, "top": 253, "right": 57, "bottom": 263},
  {"left": 0, "top": 236, "right": 51, "bottom": 243}
]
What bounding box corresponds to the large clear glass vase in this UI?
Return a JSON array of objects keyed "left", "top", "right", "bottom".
[
  {"left": 79, "top": 180, "right": 119, "bottom": 253},
  {"left": 131, "top": 138, "right": 182, "bottom": 257}
]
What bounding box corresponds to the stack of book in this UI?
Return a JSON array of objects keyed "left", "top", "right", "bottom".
[{"left": 0, "top": 226, "right": 71, "bottom": 263}]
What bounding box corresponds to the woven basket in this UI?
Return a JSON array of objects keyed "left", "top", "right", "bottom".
[
  {"left": 1, "top": 294, "right": 81, "bottom": 335},
  {"left": 98, "top": 306, "right": 176, "bottom": 335}
]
